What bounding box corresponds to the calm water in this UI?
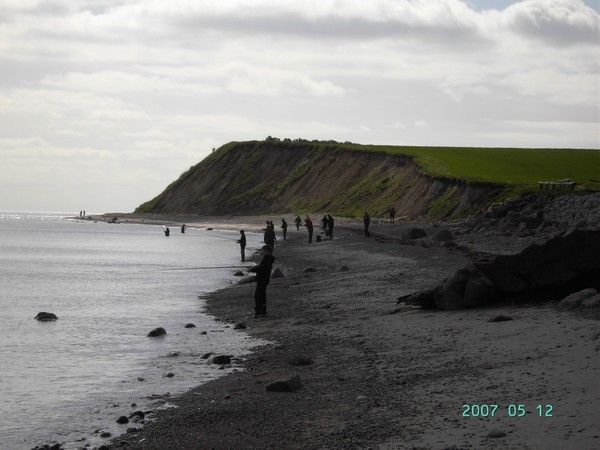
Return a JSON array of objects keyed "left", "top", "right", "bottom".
[{"left": 0, "top": 212, "right": 263, "bottom": 450}]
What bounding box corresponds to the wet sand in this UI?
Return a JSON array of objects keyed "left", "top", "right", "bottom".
[{"left": 104, "top": 215, "right": 599, "bottom": 450}]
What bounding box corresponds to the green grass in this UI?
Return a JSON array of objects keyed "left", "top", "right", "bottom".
[{"left": 354, "top": 145, "right": 599, "bottom": 186}]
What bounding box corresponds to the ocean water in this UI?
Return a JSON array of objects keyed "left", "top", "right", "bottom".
[{"left": 0, "top": 212, "right": 264, "bottom": 450}]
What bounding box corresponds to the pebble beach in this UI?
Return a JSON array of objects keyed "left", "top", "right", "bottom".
[{"left": 88, "top": 211, "right": 600, "bottom": 450}]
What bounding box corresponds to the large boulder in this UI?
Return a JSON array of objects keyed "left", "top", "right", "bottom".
[
  {"left": 558, "top": 288, "right": 599, "bottom": 310},
  {"left": 433, "top": 265, "right": 495, "bottom": 310},
  {"left": 237, "top": 275, "right": 257, "bottom": 285},
  {"left": 403, "top": 227, "right": 427, "bottom": 240},
  {"left": 206, "top": 354, "right": 231, "bottom": 365},
  {"left": 147, "top": 327, "right": 167, "bottom": 337},
  {"left": 266, "top": 374, "right": 303, "bottom": 392},
  {"left": 35, "top": 312, "right": 58, "bottom": 321}
]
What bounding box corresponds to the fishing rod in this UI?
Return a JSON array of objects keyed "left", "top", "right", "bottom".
[{"left": 155, "top": 265, "right": 250, "bottom": 272}]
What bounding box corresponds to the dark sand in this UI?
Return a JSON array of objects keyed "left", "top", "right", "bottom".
[{"left": 99, "top": 215, "right": 599, "bottom": 450}]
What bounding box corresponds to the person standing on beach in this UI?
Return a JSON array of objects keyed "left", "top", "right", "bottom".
[
  {"left": 295, "top": 215, "right": 302, "bottom": 230},
  {"left": 389, "top": 207, "right": 396, "bottom": 224},
  {"left": 281, "top": 218, "right": 288, "bottom": 240},
  {"left": 265, "top": 225, "right": 275, "bottom": 250},
  {"left": 249, "top": 244, "right": 275, "bottom": 317},
  {"left": 321, "top": 215, "right": 328, "bottom": 233},
  {"left": 236, "top": 229, "right": 247, "bottom": 262},
  {"left": 305, "top": 216, "right": 314, "bottom": 243},
  {"left": 327, "top": 214, "right": 334, "bottom": 239},
  {"left": 363, "top": 212, "right": 371, "bottom": 237},
  {"left": 164, "top": 227, "right": 170, "bottom": 237},
  {"left": 181, "top": 224, "right": 186, "bottom": 233}
]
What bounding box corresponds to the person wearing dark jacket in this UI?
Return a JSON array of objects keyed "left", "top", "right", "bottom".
[
  {"left": 305, "top": 216, "right": 314, "bottom": 243},
  {"left": 295, "top": 215, "right": 302, "bottom": 230},
  {"left": 249, "top": 245, "right": 275, "bottom": 317},
  {"left": 363, "top": 212, "right": 371, "bottom": 237},
  {"left": 281, "top": 218, "right": 288, "bottom": 240},
  {"left": 236, "top": 229, "right": 246, "bottom": 262},
  {"left": 327, "top": 214, "right": 334, "bottom": 239}
]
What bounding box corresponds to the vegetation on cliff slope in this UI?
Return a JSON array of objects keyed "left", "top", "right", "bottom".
[{"left": 135, "top": 138, "right": 598, "bottom": 219}]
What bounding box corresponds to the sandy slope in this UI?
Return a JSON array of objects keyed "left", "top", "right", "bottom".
[{"left": 105, "top": 217, "right": 599, "bottom": 450}]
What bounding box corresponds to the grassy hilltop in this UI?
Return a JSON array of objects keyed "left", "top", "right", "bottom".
[{"left": 135, "top": 139, "right": 599, "bottom": 218}]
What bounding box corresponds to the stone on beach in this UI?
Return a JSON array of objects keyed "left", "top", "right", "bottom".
[
  {"left": 147, "top": 327, "right": 167, "bottom": 337},
  {"left": 237, "top": 275, "right": 256, "bottom": 285},
  {"left": 116, "top": 416, "right": 129, "bottom": 424},
  {"left": 403, "top": 227, "right": 427, "bottom": 239},
  {"left": 271, "top": 268, "right": 285, "bottom": 278},
  {"left": 184, "top": 323, "right": 196, "bottom": 328},
  {"left": 486, "top": 428, "right": 506, "bottom": 438},
  {"left": 206, "top": 354, "right": 231, "bottom": 365},
  {"left": 558, "top": 288, "right": 599, "bottom": 310},
  {"left": 35, "top": 311, "right": 58, "bottom": 321},
  {"left": 488, "top": 314, "right": 513, "bottom": 322},
  {"left": 266, "top": 374, "right": 303, "bottom": 392}
]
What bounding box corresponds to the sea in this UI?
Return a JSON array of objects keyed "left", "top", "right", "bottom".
[{"left": 0, "top": 212, "right": 265, "bottom": 450}]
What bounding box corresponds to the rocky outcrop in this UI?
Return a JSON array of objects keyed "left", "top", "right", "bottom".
[
  {"left": 403, "top": 229, "right": 600, "bottom": 310},
  {"left": 474, "top": 229, "right": 600, "bottom": 291},
  {"left": 134, "top": 140, "right": 505, "bottom": 219}
]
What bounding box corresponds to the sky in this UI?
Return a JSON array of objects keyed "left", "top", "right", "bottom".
[{"left": 0, "top": 0, "right": 598, "bottom": 213}]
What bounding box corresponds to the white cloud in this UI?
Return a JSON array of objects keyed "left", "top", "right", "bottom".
[{"left": 0, "top": 0, "right": 597, "bottom": 211}]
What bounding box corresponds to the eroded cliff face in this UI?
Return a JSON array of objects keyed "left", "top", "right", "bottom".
[{"left": 135, "top": 141, "right": 504, "bottom": 218}]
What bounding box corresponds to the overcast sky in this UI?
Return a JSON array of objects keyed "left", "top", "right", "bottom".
[{"left": 1, "top": 0, "right": 598, "bottom": 213}]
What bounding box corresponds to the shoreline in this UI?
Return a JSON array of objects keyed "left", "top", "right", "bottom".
[{"left": 103, "top": 217, "right": 599, "bottom": 450}]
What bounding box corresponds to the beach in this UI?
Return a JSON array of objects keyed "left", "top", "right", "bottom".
[{"left": 98, "top": 214, "right": 600, "bottom": 450}]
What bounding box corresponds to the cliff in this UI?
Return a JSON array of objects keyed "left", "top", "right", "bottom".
[{"left": 134, "top": 140, "right": 507, "bottom": 218}]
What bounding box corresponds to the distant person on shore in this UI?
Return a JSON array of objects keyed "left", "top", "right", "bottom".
[
  {"left": 83, "top": 210, "right": 85, "bottom": 217},
  {"left": 79, "top": 211, "right": 82, "bottom": 218},
  {"left": 327, "top": 214, "right": 334, "bottom": 239},
  {"left": 264, "top": 222, "right": 276, "bottom": 249},
  {"left": 305, "top": 216, "right": 314, "bottom": 243},
  {"left": 281, "top": 218, "right": 288, "bottom": 240},
  {"left": 321, "top": 215, "right": 328, "bottom": 233},
  {"left": 249, "top": 244, "right": 275, "bottom": 317},
  {"left": 164, "top": 227, "right": 170, "bottom": 237},
  {"left": 181, "top": 224, "right": 186, "bottom": 233},
  {"left": 363, "top": 212, "right": 371, "bottom": 237},
  {"left": 389, "top": 207, "right": 396, "bottom": 224},
  {"left": 236, "top": 229, "right": 246, "bottom": 262},
  {"left": 295, "top": 215, "right": 302, "bottom": 230}
]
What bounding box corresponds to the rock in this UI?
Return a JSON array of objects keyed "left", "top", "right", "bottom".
[
  {"left": 237, "top": 275, "right": 256, "bottom": 285},
  {"left": 336, "top": 265, "right": 350, "bottom": 272},
  {"left": 128, "top": 410, "right": 145, "bottom": 420},
  {"left": 147, "top": 327, "right": 166, "bottom": 337},
  {"left": 100, "top": 432, "right": 112, "bottom": 438},
  {"left": 434, "top": 265, "right": 495, "bottom": 310},
  {"left": 116, "top": 416, "right": 129, "bottom": 424},
  {"left": 271, "top": 268, "right": 285, "bottom": 278},
  {"left": 558, "top": 288, "right": 599, "bottom": 310},
  {"left": 201, "top": 352, "right": 215, "bottom": 359},
  {"left": 486, "top": 428, "right": 506, "bottom": 438},
  {"left": 233, "top": 271, "right": 244, "bottom": 276},
  {"left": 35, "top": 312, "right": 58, "bottom": 321},
  {"left": 207, "top": 354, "right": 231, "bottom": 365},
  {"left": 582, "top": 294, "right": 600, "bottom": 307},
  {"left": 403, "top": 227, "right": 427, "bottom": 239},
  {"left": 165, "top": 372, "right": 174, "bottom": 377},
  {"left": 233, "top": 322, "right": 247, "bottom": 330},
  {"left": 303, "top": 267, "right": 317, "bottom": 273},
  {"left": 184, "top": 323, "right": 196, "bottom": 328},
  {"left": 431, "top": 228, "right": 453, "bottom": 241},
  {"left": 488, "top": 315, "right": 513, "bottom": 322},
  {"left": 266, "top": 374, "right": 303, "bottom": 392},
  {"left": 356, "top": 395, "right": 368, "bottom": 402}
]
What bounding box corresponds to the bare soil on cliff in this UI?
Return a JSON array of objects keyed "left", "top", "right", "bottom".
[{"left": 95, "top": 215, "right": 600, "bottom": 450}]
